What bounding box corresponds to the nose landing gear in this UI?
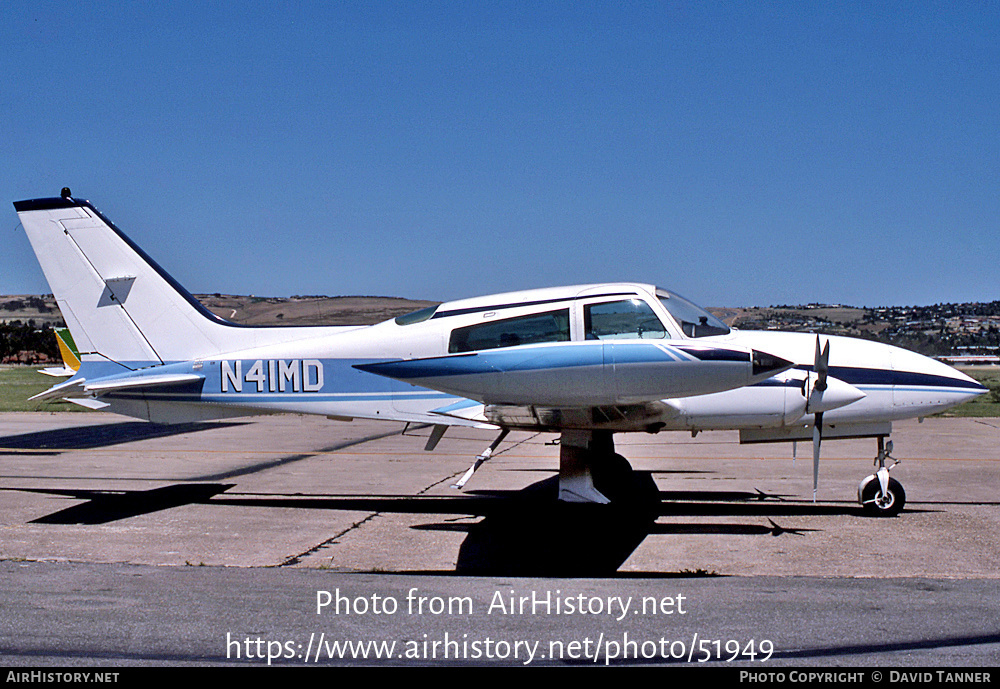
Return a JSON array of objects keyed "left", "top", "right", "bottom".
[{"left": 858, "top": 437, "right": 906, "bottom": 517}]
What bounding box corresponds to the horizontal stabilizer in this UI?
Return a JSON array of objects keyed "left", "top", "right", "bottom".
[
  {"left": 65, "top": 398, "right": 111, "bottom": 410},
  {"left": 30, "top": 377, "right": 86, "bottom": 401},
  {"left": 31, "top": 372, "right": 205, "bottom": 402},
  {"left": 39, "top": 366, "right": 77, "bottom": 378}
]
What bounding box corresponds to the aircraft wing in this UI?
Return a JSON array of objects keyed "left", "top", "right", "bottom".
[{"left": 355, "top": 341, "right": 792, "bottom": 407}]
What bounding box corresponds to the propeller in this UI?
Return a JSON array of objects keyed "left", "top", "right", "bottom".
[{"left": 809, "top": 337, "right": 830, "bottom": 502}]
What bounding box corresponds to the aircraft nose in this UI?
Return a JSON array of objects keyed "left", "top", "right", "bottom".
[
  {"left": 944, "top": 369, "right": 989, "bottom": 407},
  {"left": 955, "top": 370, "right": 989, "bottom": 398},
  {"left": 752, "top": 350, "right": 794, "bottom": 377},
  {"left": 888, "top": 344, "right": 990, "bottom": 412}
]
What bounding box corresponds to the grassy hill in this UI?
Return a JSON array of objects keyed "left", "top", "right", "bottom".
[{"left": 2, "top": 293, "right": 438, "bottom": 328}]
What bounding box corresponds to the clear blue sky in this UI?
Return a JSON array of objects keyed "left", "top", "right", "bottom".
[{"left": 2, "top": 1, "right": 997, "bottom": 308}]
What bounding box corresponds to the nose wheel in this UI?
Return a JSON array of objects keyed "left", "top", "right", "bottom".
[
  {"left": 858, "top": 437, "right": 906, "bottom": 517},
  {"left": 860, "top": 475, "right": 905, "bottom": 516}
]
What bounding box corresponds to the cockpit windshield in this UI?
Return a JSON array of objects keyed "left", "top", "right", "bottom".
[{"left": 657, "top": 290, "right": 730, "bottom": 338}]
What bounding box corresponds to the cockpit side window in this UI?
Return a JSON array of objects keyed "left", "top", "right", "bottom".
[
  {"left": 584, "top": 299, "right": 666, "bottom": 340},
  {"left": 657, "top": 292, "right": 730, "bottom": 338},
  {"left": 449, "top": 309, "right": 570, "bottom": 353}
]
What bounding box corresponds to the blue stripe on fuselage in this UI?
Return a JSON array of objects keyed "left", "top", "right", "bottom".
[
  {"left": 752, "top": 366, "right": 987, "bottom": 392},
  {"left": 799, "top": 365, "right": 986, "bottom": 391}
]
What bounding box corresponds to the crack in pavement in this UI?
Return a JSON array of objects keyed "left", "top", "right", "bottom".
[{"left": 275, "top": 434, "right": 541, "bottom": 568}]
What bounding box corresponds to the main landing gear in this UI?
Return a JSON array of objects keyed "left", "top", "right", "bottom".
[
  {"left": 456, "top": 428, "right": 657, "bottom": 575},
  {"left": 455, "top": 428, "right": 653, "bottom": 506},
  {"left": 557, "top": 429, "right": 657, "bottom": 506},
  {"left": 857, "top": 436, "right": 906, "bottom": 517}
]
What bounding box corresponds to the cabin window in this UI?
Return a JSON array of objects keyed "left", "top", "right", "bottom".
[
  {"left": 449, "top": 309, "right": 570, "bottom": 353},
  {"left": 584, "top": 299, "right": 666, "bottom": 339}
]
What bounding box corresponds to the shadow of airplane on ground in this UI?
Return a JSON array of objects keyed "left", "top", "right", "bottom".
[
  {"left": 0, "top": 421, "right": 246, "bottom": 452},
  {"left": 18, "top": 484, "right": 236, "bottom": 523},
  {"left": 8, "top": 467, "right": 886, "bottom": 575}
]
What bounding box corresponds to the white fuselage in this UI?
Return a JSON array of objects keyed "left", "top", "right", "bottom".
[{"left": 89, "top": 283, "right": 984, "bottom": 434}]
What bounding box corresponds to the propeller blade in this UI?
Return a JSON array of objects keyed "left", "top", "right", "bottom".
[
  {"left": 814, "top": 336, "right": 829, "bottom": 392},
  {"left": 812, "top": 411, "right": 823, "bottom": 503}
]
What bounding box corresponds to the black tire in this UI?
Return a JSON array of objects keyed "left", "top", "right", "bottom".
[
  {"left": 590, "top": 453, "right": 634, "bottom": 503},
  {"left": 861, "top": 476, "right": 906, "bottom": 517}
]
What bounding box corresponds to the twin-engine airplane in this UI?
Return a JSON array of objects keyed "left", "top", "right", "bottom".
[{"left": 14, "top": 191, "right": 987, "bottom": 515}]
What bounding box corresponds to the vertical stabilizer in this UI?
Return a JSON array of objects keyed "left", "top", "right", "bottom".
[{"left": 15, "top": 195, "right": 257, "bottom": 367}]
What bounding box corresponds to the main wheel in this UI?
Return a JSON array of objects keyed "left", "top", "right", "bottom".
[
  {"left": 590, "top": 452, "right": 635, "bottom": 503},
  {"left": 860, "top": 476, "right": 906, "bottom": 517}
]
